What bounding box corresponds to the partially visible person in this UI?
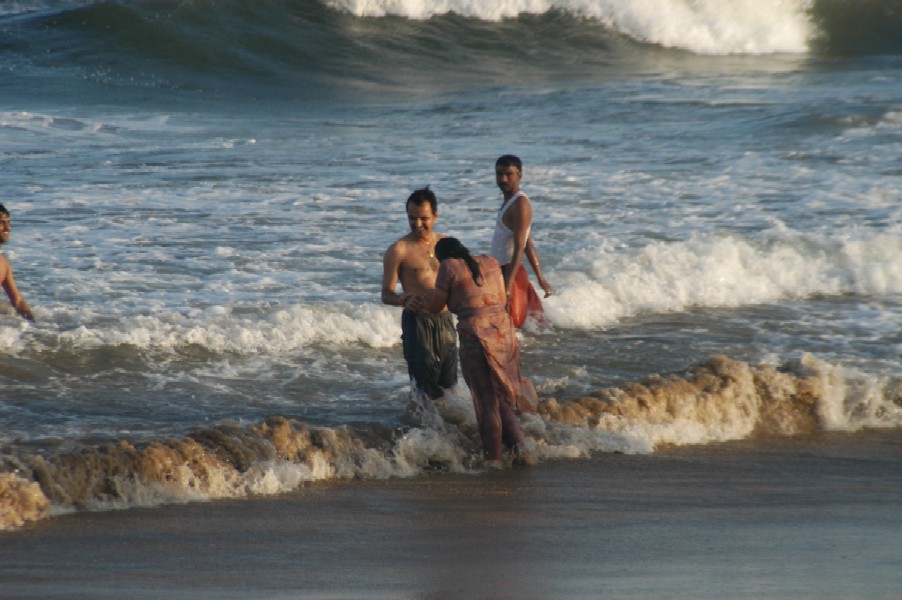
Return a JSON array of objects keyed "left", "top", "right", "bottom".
[
  {"left": 0, "top": 204, "right": 34, "bottom": 321},
  {"left": 416, "top": 237, "right": 536, "bottom": 466},
  {"left": 491, "top": 154, "right": 553, "bottom": 328},
  {"left": 381, "top": 187, "right": 458, "bottom": 399}
]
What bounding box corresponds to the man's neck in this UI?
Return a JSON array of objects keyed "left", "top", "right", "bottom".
[{"left": 408, "top": 232, "right": 434, "bottom": 244}]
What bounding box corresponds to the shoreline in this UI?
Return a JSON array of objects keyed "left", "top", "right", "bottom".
[{"left": 2, "top": 430, "right": 900, "bottom": 599}]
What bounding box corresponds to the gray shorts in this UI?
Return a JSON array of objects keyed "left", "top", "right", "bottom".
[{"left": 401, "top": 310, "right": 458, "bottom": 398}]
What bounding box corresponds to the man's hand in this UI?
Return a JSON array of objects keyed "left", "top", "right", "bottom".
[{"left": 537, "top": 277, "right": 554, "bottom": 298}]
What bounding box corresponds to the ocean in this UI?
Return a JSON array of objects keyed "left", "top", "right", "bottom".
[{"left": 1, "top": 1, "right": 901, "bottom": 594}]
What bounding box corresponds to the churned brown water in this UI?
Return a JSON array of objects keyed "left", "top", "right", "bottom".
[{"left": 1, "top": 429, "right": 899, "bottom": 600}]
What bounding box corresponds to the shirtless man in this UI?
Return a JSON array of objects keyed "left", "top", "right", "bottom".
[
  {"left": 381, "top": 187, "right": 458, "bottom": 398},
  {"left": 491, "top": 155, "right": 553, "bottom": 327},
  {"left": 0, "top": 204, "right": 34, "bottom": 321}
]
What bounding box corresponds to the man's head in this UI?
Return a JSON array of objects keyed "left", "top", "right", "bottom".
[
  {"left": 406, "top": 186, "right": 437, "bottom": 214},
  {"left": 495, "top": 155, "right": 523, "bottom": 197},
  {"left": 0, "top": 204, "right": 9, "bottom": 245},
  {"left": 495, "top": 155, "right": 522, "bottom": 172},
  {"left": 406, "top": 186, "right": 438, "bottom": 240}
]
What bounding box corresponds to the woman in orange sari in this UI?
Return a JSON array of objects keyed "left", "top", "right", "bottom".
[{"left": 419, "top": 237, "right": 535, "bottom": 466}]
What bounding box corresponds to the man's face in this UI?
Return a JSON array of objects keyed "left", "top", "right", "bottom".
[
  {"left": 407, "top": 202, "right": 437, "bottom": 240},
  {"left": 0, "top": 214, "right": 10, "bottom": 245},
  {"left": 495, "top": 164, "right": 522, "bottom": 195}
]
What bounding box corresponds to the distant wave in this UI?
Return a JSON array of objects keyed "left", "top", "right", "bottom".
[
  {"left": 3, "top": 353, "right": 901, "bottom": 531},
  {"left": 330, "top": 0, "right": 814, "bottom": 54},
  {"left": 325, "top": 0, "right": 902, "bottom": 58},
  {"left": 2, "top": 0, "right": 899, "bottom": 100}
]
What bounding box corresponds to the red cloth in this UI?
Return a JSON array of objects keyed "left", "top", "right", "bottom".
[{"left": 506, "top": 264, "right": 545, "bottom": 328}]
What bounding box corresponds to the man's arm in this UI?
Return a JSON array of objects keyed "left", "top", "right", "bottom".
[
  {"left": 0, "top": 257, "right": 34, "bottom": 321},
  {"left": 504, "top": 194, "right": 532, "bottom": 297},
  {"left": 525, "top": 237, "right": 553, "bottom": 297},
  {"left": 381, "top": 244, "right": 405, "bottom": 306}
]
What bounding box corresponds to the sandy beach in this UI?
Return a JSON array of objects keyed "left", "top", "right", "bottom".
[{"left": 2, "top": 430, "right": 900, "bottom": 600}]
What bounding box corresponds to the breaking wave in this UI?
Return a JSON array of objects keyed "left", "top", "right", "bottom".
[
  {"left": 4, "top": 353, "right": 900, "bottom": 532},
  {"left": 2, "top": 0, "right": 900, "bottom": 101}
]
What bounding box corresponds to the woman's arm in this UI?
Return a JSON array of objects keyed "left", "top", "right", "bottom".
[{"left": 419, "top": 287, "right": 449, "bottom": 314}]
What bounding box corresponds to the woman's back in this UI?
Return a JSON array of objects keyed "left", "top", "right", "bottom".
[{"left": 438, "top": 255, "right": 506, "bottom": 316}]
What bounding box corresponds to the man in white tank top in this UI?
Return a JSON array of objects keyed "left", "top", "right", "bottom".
[{"left": 490, "top": 155, "right": 553, "bottom": 327}]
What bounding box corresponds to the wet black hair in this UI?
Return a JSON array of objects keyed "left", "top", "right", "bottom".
[
  {"left": 0, "top": 204, "right": 8, "bottom": 217},
  {"left": 435, "top": 237, "right": 482, "bottom": 287},
  {"left": 406, "top": 186, "right": 438, "bottom": 214},
  {"left": 495, "top": 154, "right": 522, "bottom": 171}
]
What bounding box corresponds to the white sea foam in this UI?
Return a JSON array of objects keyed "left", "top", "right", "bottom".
[
  {"left": 329, "top": 0, "right": 814, "bottom": 54},
  {"left": 4, "top": 223, "right": 902, "bottom": 361},
  {"left": 31, "top": 302, "right": 403, "bottom": 354},
  {"left": 546, "top": 229, "right": 902, "bottom": 330}
]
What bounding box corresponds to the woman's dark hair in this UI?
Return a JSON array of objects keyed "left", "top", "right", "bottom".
[{"left": 435, "top": 237, "right": 482, "bottom": 286}]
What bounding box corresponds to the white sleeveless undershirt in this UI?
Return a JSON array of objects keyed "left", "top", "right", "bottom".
[{"left": 490, "top": 191, "right": 530, "bottom": 265}]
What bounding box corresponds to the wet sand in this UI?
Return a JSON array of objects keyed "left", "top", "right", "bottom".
[{"left": 2, "top": 430, "right": 900, "bottom": 600}]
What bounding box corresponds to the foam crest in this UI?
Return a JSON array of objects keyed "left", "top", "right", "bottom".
[
  {"left": 584, "top": 0, "right": 812, "bottom": 54},
  {"left": 0, "top": 473, "right": 49, "bottom": 530},
  {"left": 807, "top": 356, "right": 902, "bottom": 432},
  {"left": 328, "top": 0, "right": 813, "bottom": 54},
  {"left": 537, "top": 354, "right": 902, "bottom": 450},
  {"left": 546, "top": 231, "right": 902, "bottom": 329}
]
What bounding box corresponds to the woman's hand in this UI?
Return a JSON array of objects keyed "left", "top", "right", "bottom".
[{"left": 401, "top": 292, "right": 425, "bottom": 311}]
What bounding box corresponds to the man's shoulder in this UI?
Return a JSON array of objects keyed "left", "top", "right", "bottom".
[
  {"left": 384, "top": 236, "right": 409, "bottom": 257},
  {"left": 503, "top": 191, "right": 531, "bottom": 210}
]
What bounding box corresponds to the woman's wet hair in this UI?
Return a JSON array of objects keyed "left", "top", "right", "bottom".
[{"left": 435, "top": 237, "right": 483, "bottom": 286}]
